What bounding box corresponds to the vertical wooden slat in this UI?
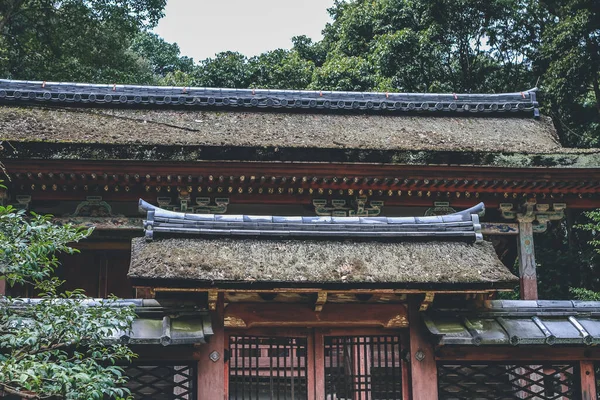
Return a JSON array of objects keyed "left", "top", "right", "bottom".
[
  {"left": 408, "top": 296, "right": 439, "bottom": 400},
  {"left": 313, "top": 331, "right": 323, "bottom": 400},
  {"left": 580, "top": 360, "right": 597, "bottom": 400},
  {"left": 0, "top": 278, "right": 6, "bottom": 296},
  {"left": 197, "top": 293, "right": 225, "bottom": 400}
]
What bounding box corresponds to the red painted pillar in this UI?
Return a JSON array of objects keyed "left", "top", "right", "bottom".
[
  {"left": 197, "top": 293, "right": 226, "bottom": 399},
  {"left": 408, "top": 297, "right": 438, "bottom": 400},
  {"left": 580, "top": 361, "right": 597, "bottom": 400}
]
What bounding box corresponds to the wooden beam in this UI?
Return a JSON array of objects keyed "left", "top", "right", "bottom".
[
  {"left": 436, "top": 346, "right": 600, "bottom": 361},
  {"left": 580, "top": 360, "right": 597, "bottom": 400},
  {"left": 408, "top": 297, "right": 439, "bottom": 400},
  {"left": 224, "top": 303, "right": 408, "bottom": 328},
  {"left": 149, "top": 287, "right": 508, "bottom": 295},
  {"left": 197, "top": 293, "right": 225, "bottom": 400}
]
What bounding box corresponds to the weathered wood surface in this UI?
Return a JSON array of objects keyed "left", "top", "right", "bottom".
[
  {"left": 579, "top": 361, "right": 597, "bottom": 400},
  {"left": 197, "top": 293, "right": 225, "bottom": 400},
  {"left": 224, "top": 303, "right": 408, "bottom": 328},
  {"left": 518, "top": 220, "right": 538, "bottom": 300},
  {"left": 408, "top": 298, "right": 438, "bottom": 400}
]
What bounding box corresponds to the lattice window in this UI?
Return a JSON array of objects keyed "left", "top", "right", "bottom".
[
  {"left": 123, "top": 363, "right": 196, "bottom": 400},
  {"left": 229, "top": 335, "right": 308, "bottom": 400},
  {"left": 438, "top": 363, "right": 577, "bottom": 400},
  {"left": 324, "top": 335, "right": 403, "bottom": 400}
]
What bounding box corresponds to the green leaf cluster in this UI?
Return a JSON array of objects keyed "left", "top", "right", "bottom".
[{"left": 0, "top": 206, "right": 136, "bottom": 399}]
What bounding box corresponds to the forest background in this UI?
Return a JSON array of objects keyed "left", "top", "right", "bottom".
[{"left": 1, "top": 0, "right": 599, "bottom": 299}]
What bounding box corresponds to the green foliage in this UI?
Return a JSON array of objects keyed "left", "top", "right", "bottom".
[
  {"left": 0, "top": 206, "right": 136, "bottom": 399},
  {"left": 131, "top": 32, "right": 195, "bottom": 78},
  {"left": 249, "top": 50, "right": 315, "bottom": 90},
  {"left": 0, "top": 0, "right": 167, "bottom": 83},
  {"left": 310, "top": 54, "right": 375, "bottom": 91},
  {"left": 194, "top": 51, "right": 254, "bottom": 88},
  {"left": 539, "top": 0, "right": 600, "bottom": 147},
  {"left": 578, "top": 209, "right": 600, "bottom": 252},
  {"left": 570, "top": 287, "right": 600, "bottom": 301},
  {"left": 0, "top": 206, "right": 91, "bottom": 286}
]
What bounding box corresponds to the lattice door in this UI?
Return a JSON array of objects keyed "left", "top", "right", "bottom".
[
  {"left": 324, "top": 335, "right": 403, "bottom": 400},
  {"left": 438, "top": 363, "right": 577, "bottom": 400},
  {"left": 229, "top": 335, "right": 309, "bottom": 400},
  {"left": 124, "top": 363, "right": 196, "bottom": 400}
]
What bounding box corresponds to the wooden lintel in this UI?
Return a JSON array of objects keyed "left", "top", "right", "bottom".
[
  {"left": 436, "top": 346, "right": 600, "bottom": 361},
  {"left": 207, "top": 290, "right": 218, "bottom": 311},
  {"left": 315, "top": 291, "right": 327, "bottom": 312},
  {"left": 148, "top": 287, "right": 508, "bottom": 295},
  {"left": 419, "top": 292, "right": 435, "bottom": 311},
  {"left": 224, "top": 303, "right": 408, "bottom": 328}
]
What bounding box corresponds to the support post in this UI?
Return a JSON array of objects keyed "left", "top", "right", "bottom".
[
  {"left": 580, "top": 361, "right": 597, "bottom": 400},
  {"left": 517, "top": 218, "right": 538, "bottom": 300},
  {"left": 197, "top": 292, "right": 225, "bottom": 399},
  {"left": 408, "top": 296, "right": 438, "bottom": 400}
]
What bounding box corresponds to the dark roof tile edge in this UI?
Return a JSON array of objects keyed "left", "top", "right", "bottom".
[{"left": 0, "top": 79, "right": 539, "bottom": 116}]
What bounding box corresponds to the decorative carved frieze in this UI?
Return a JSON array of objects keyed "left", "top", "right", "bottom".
[
  {"left": 313, "top": 196, "right": 383, "bottom": 217},
  {"left": 156, "top": 195, "right": 229, "bottom": 214},
  {"left": 499, "top": 200, "right": 566, "bottom": 233},
  {"left": 424, "top": 202, "right": 457, "bottom": 216},
  {"left": 67, "top": 196, "right": 121, "bottom": 217},
  {"left": 14, "top": 194, "right": 31, "bottom": 210}
]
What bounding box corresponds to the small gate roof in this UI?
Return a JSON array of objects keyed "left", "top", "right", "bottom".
[
  {"left": 424, "top": 300, "right": 600, "bottom": 346},
  {"left": 128, "top": 200, "right": 517, "bottom": 289}
]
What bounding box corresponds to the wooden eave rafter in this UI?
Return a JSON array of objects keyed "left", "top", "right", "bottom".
[{"left": 3, "top": 160, "right": 600, "bottom": 208}]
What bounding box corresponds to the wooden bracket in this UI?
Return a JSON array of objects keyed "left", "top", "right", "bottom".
[
  {"left": 419, "top": 292, "right": 435, "bottom": 311},
  {"left": 315, "top": 291, "right": 328, "bottom": 312},
  {"left": 208, "top": 290, "right": 219, "bottom": 311}
]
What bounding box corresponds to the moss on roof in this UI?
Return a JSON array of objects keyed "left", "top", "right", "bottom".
[
  {"left": 128, "top": 237, "right": 517, "bottom": 287},
  {"left": 0, "top": 105, "right": 561, "bottom": 153}
]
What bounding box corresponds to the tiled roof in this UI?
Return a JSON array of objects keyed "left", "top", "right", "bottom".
[
  {"left": 424, "top": 300, "right": 600, "bottom": 346},
  {"left": 140, "top": 199, "right": 484, "bottom": 241},
  {"left": 0, "top": 79, "right": 539, "bottom": 116},
  {"left": 6, "top": 298, "right": 213, "bottom": 346}
]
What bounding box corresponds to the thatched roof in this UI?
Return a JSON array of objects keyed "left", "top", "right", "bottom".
[
  {"left": 128, "top": 237, "right": 517, "bottom": 288},
  {"left": 0, "top": 105, "right": 561, "bottom": 154}
]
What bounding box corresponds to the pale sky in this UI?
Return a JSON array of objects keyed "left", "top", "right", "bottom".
[{"left": 153, "top": 0, "right": 335, "bottom": 61}]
